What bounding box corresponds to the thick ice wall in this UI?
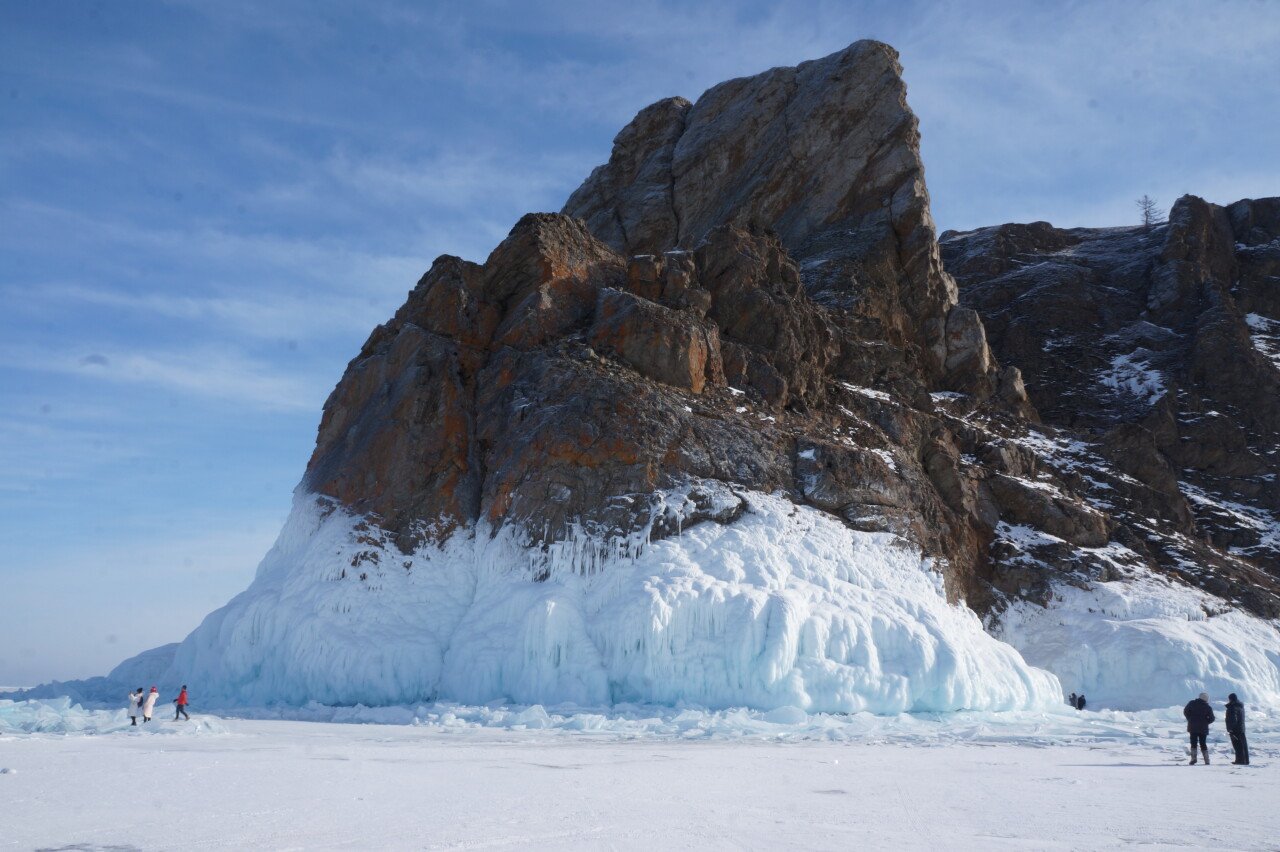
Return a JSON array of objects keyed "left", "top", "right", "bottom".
[
  {"left": 97, "top": 487, "right": 1280, "bottom": 713},
  {"left": 143, "top": 490, "right": 1062, "bottom": 713}
]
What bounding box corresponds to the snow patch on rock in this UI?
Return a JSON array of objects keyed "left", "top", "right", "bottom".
[
  {"left": 1245, "top": 312, "right": 1280, "bottom": 371},
  {"left": 840, "top": 382, "right": 893, "bottom": 402},
  {"left": 1181, "top": 481, "right": 1280, "bottom": 557},
  {"left": 1099, "top": 350, "right": 1166, "bottom": 404}
]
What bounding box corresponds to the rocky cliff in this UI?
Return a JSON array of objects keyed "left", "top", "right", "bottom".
[
  {"left": 942, "top": 197, "right": 1280, "bottom": 618},
  {"left": 305, "top": 41, "right": 1023, "bottom": 605},
  {"left": 305, "top": 38, "right": 1280, "bottom": 638},
  {"left": 77, "top": 42, "right": 1280, "bottom": 712},
  {"left": 563, "top": 41, "right": 969, "bottom": 388}
]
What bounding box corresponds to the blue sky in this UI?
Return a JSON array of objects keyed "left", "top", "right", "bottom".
[{"left": 2, "top": 0, "right": 1278, "bottom": 686}]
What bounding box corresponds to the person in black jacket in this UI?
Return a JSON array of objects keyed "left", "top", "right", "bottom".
[
  {"left": 1225, "top": 693, "right": 1249, "bottom": 765},
  {"left": 1076, "top": 693, "right": 1086, "bottom": 711},
  {"left": 1183, "top": 692, "right": 1215, "bottom": 764}
]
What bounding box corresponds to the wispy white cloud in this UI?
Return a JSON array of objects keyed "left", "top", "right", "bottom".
[
  {"left": 2, "top": 199, "right": 435, "bottom": 347},
  {"left": 321, "top": 146, "right": 584, "bottom": 209},
  {"left": 7, "top": 281, "right": 385, "bottom": 342},
  {"left": 0, "top": 128, "right": 131, "bottom": 164},
  {"left": 3, "top": 199, "right": 427, "bottom": 287},
  {"left": 0, "top": 342, "right": 323, "bottom": 412},
  {"left": 4, "top": 35, "right": 364, "bottom": 133},
  {"left": 239, "top": 144, "right": 587, "bottom": 261}
]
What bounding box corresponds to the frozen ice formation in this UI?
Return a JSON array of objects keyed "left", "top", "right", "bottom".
[{"left": 123, "top": 491, "right": 1060, "bottom": 713}]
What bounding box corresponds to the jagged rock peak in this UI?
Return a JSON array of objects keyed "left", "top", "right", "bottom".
[
  {"left": 566, "top": 41, "right": 924, "bottom": 257},
  {"left": 303, "top": 43, "right": 1016, "bottom": 558},
  {"left": 564, "top": 40, "right": 971, "bottom": 384}
]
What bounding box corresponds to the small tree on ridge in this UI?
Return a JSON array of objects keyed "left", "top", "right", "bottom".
[{"left": 1136, "top": 195, "right": 1164, "bottom": 231}]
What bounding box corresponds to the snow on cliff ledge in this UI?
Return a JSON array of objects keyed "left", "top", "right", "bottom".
[{"left": 119, "top": 490, "right": 1060, "bottom": 714}]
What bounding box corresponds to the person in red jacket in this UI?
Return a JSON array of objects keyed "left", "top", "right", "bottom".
[{"left": 173, "top": 684, "right": 190, "bottom": 721}]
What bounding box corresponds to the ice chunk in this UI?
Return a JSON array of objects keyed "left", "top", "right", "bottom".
[{"left": 0, "top": 697, "right": 229, "bottom": 736}]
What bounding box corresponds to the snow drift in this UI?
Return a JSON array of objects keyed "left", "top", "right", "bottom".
[
  {"left": 114, "top": 489, "right": 1061, "bottom": 713},
  {"left": 996, "top": 574, "right": 1280, "bottom": 711}
]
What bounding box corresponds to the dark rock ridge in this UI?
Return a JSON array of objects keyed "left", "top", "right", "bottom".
[
  {"left": 303, "top": 40, "right": 1280, "bottom": 623},
  {"left": 942, "top": 195, "right": 1280, "bottom": 615}
]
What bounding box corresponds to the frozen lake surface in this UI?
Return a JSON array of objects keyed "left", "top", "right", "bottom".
[{"left": 1, "top": 699, "right": 1276, "bottom": 850}]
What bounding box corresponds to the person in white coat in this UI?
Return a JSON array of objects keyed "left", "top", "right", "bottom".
[
  {"left": 128, "top": 688, "right": 144, "bottom": 726},
  {"left": 141, "top": 686, "right": 159, "bottom": 723}
]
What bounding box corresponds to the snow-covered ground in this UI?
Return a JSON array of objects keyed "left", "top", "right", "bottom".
[{"left": 2, "top": 698, "right": 1275, "bottom": 850}]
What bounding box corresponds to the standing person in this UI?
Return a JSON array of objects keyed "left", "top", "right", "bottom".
[
  {"left": 1069, "top": 692, "right": 1078, "bottom": 708},
  {"left": 173, "top": 685, "right": 190, "bottom": 721},
  {"left": 128, "top": 688, "right": 143, "bottom": 726},
  {"left": 1076, "top": 693, "right": 1086, "bottom": 711},
  {"left": 1183, "top": 692, "right": 1215, "bottom": 764},
  {"left": 141, "top": 686, "right": 159, "bottom": 723},
  {"left": 1225, "top": 693, "right": 1249, "bottom": 765}
]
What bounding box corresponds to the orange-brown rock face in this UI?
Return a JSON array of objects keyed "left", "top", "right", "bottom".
[
  {"left": 590, "top": 288, "right": 723, "bottom": 394},
  {"left": 305, "top": 215, "right": 625, "bottom": 542},
  {"left": 298, "top": 42, "right": 1279, "bottom": 621},
  {"left": 563, "top": 40, "right": 988, "bottom": 391}
]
